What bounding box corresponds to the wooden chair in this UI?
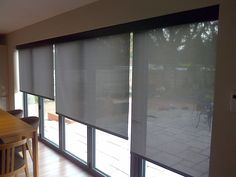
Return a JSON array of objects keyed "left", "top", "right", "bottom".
[
  {"left": 1, "top": 115, "right": 39, "bottom": 161},
  {"left": 3, "top": 112, "right": 39, "bottom": 161},
  {"left": 21, "top": 117, "right": 40, "bottom": 130},
  {"left": 0, "top": 138, "right": 29, "bottom": 177},
  {"left": 21, "top": 117, "right": 40, "bottom": 160}
]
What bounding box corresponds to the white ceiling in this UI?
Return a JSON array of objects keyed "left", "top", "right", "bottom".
[{"left": 0, "top": 0, "right": 99, "bottom": 34}]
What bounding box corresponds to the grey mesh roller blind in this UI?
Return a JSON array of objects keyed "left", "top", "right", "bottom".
[
  {"left": 131, "top": 21, "right": 218, "bottom": 176},
  {"left": 18, "top": 45, "right": 54, "bottom": 99},
  {"left": 55, "top": 33, "right": 130, "bottom": 139}
]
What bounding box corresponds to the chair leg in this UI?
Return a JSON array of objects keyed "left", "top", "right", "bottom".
[
  {"left": 196, "top": 112, "right": 202, "bottom": 128},
  {"left": 25, "top": 166, "right": 29, "bottom": 177},
  {"left": 23, "top": 143, "right": 30, "bottom": 177},
  {"left": 27, "top": 140, "right": 33, "bottom": 160}
]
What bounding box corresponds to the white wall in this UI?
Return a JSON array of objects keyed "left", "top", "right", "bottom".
[
  {"left": 0, "top": 45, "right": 8, "bottom": 109},
  {"left": 210, "top": 1, "right": 236, "bottom": 176}
]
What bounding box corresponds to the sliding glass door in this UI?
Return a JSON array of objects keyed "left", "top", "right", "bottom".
[
  {"left": 17, "top": 6, "right": 218, "bottom": 177},
  {"left": 131, "top": 21, "right": 218, "bottom": 177}
]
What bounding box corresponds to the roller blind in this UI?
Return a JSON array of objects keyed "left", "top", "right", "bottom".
[
  {"left": 131, "top": 21, "right": 218, "bottom": 176},
  {"left": 55, "top": 33, "right": 130, "bottom": 139},
  {"left": 18, "top": 45, "right": 54, "bottom": 99}
]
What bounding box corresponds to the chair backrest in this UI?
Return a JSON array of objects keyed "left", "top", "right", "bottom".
[
  {"left": 21, "top": 116, "right": 40, "bottom": 129},
  {"left": 7, "top": 109, "right": 23, "bottom": 118},
  {"left": 0, "top": 138, "right": 27, "bottom": 176}
]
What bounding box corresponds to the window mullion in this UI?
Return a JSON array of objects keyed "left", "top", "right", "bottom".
[
  {"left": 23, "top": 92, "right": 28, "bottom": 117},
  {"left": 131, "top": 153, "right": 145, "bottom": 177},
  {"left": 59, "top": 115, "right": 65, "bottom": 151},
  {"left": 87, "top": 126, "right": 95, "bottom": 169},
  {"left": 39, "top": 97, "right": 44, "bottom": 138}
]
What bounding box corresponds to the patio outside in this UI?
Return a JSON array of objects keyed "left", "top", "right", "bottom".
[{"left": 146, "top": 97, "right": 212, "bottom": 177}]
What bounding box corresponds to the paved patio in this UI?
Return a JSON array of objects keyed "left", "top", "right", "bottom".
[{"left": 146, "top": 108, "right": 211, "bottom": 177}]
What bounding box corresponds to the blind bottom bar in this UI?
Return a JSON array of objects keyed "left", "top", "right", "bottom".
[{"left": 56, "top": 112, "right": 128, "bottom": 140}]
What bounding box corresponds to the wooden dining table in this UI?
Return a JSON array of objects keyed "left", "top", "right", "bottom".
[{"left": 0, "top": 109, "right": 39, "bottom": 177}]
